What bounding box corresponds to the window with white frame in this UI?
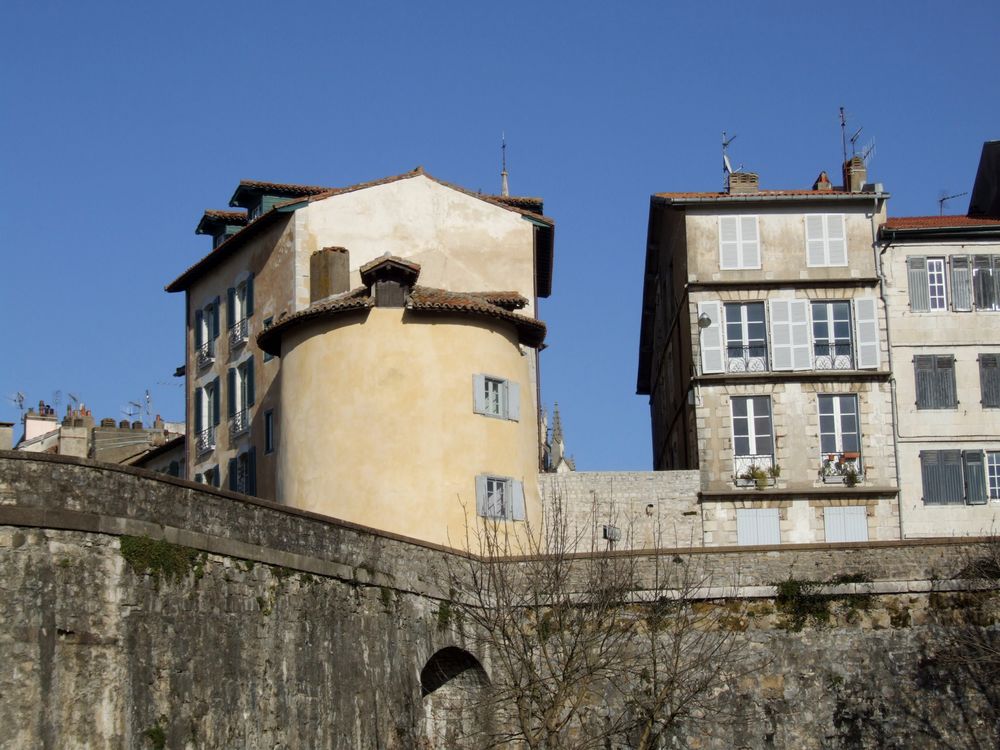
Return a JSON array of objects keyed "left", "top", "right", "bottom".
[
  {"left": 475, "top": 475, "right": 526, "bottom": 520},
  {"left": 195, "top": 378, "right": 220, "bottom": 455},
  {"left": 724, "top": 302, "right": 767, "bottom": 372},
  {"left": 473, "top": 375, "right": 520, "bottom": 421},
  {"left": 818, "top": 395, "right": 862, "bottom": 480},
  {"left": 227, "top": 276, "right": 254, "bottom": 348},
  {"left": 228, "top": 358, "right": 254, "bottom": 437},
  {"left": 718, "top": 216, "right": 760, "bottom": 270},
  {"left": 812, "top": 302, "right": 853, "bottom": 369},
  {"left": 988, "top": 452, "right": 1000, "bottom": 501},
  {"left": 731, "top": 396, "right": 774, "bottom": 478},
  {"left": 804, "top": 214, "right": 847, "bottom": 267},
  {"left": 194, "top": 299, "right": 220, "bottom": 365}
]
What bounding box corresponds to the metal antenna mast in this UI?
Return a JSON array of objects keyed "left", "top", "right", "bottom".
[
  {"left": 938, "top": 191, "right": 969, "bottom": 216},
  {"left": 840, "top": 107, "right": 848, "bottom": 165},
  {"left": 500, "top": 132, "right": 509, "bottom": 197},
  {"left": 722, "top": 131, "right": 738, "bottom": 191}
]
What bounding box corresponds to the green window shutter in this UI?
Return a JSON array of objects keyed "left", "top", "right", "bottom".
[
  {"left": 475, "top": 475, "right": 487, "bottom": 516},
  {"left": 511, "top": 480, "right": 526, "bottom": 521},
  {"left": 227, "top": 368, "right": 236, "bottom": 418},
  {"left": 194, "top": 387, "right": 203, "bottom": 433},
  {"left": 212, "top": 377, "right": 221, "bottom": 426},
  {"left": 194, "top": 310, "right": 204, "bottom": 348},
  {"left": 507, "top": 381, "right": 520, "bottom": 421},
  {"left": 907, "top": 257, "right": 930, "bottom": 312},
  {"left": 951, "top": 256, "right": 972, "bottom": 311},
  {"left": 980, "top": 354, "right": 1000, "bottom": 407},
  {"left": 227, "top": 288, "right": 236, "bottom": 328},
  {"left": 248, "top": 447, "right": 257, "bottom": 496},
  {"left": 247, "top": 358, "right": 255, "bottom": 407},
  {"left": 472, "top": 374, "right": 487, "bottom": 414},
  {"left": 246, "top": 274, "right": 254, "bottom": 317},
  {"left": 963, "top": 451, "right": 988, "bottom": 505},
  {"left": 914, "top": 356, "right": 935, "bottom": 408},
  {"left": 228, "top": 458, "right": 238, "bottom": 491},
  {"left": 212, "top": 298, "right": 221, "bottom": 339}
]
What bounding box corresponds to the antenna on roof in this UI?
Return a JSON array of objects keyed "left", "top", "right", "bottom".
[
  {"left": 500, "top": 132, "right": 509, "bottom": 197},
  {"left": 839, "top": 107, "right": 848, "bottom": 164},
  {"left": 938, "top": 190, "right": 969, "bottom": 216},
  {"left": 6, "top": 392, "right": 25, "bottom": 420},
  {"left": 68, "top": 393, "right": 79, "bottom": 407},
  {"left": 722, "top": 131, "right": 740, "bottom": 190},
  {"left": 861, "top": 138, "right": 876, "bottom": 168}
]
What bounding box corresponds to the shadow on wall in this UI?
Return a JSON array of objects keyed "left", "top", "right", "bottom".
[{"left": 419, "top": 647, "right": 490, "bottom": 750}]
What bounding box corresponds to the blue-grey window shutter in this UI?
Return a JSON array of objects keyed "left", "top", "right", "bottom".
[
  {"left": 246, "top": 273, "right": 254, "bottom": 317},
  {"left": 980, "top": 354, "right": 1000, "bottom": 407},
  {"left": 973, "top": 255, "right": 995, "bottom": 309},
  {"left": 914, "top": 356, "right": 935, "bottom": 408},
  {"left": 248, "top": 447, "right": 257, "bottom": 496},
  {"left": 472, "top": 374, "right": 487, "bottom": 414},
  {"left": 212, "top": 298, "right": 221, "bottom": 339},
  {"left": 935, "top": 356, "right": 957, "bottom": 408},
  {"left": 941, "top": 450, "right": 965, "bottom": 504},
  {"left": 227, "top": 288, "right": 236, "bottom": 327},
  {"left": 227, "top": 368, "right": 236, "bottom": 418},
  {"left": 212, "top": 377, "right": 221, "bottom": 426},
  {"left": 507, "top": 381, "right": 520, "bottom": 421},
  {"left": 920, "top": 450, "right": 942, "bottom": 504},
  {"left": 951, "top": 256, "right": 972, "bottom": 311},
  {"left": 907, "top": 257, "right": 930, "bottom": 312},
  {"left": 194, "top": 387, "right": 203, "bottom": 433},
  {"left": 228, "top": 458, "right": 238, "bottom": 491},
  {"left": 511, "top": 480, "right": 526, "bottom": 521},
  {"left": 194, "top": 309, "right": 204, "bottom": 348},
  {"left": 247, "top": 358, "right": 255, "bottom": 406},
  {"left": 475, "top": 474, "right": 487, "bottom": 516},
  {"left": 963, "top": 450, "right": 988, "bottom": 505}
]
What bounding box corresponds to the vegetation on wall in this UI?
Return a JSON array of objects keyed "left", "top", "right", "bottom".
[{"left": 119, "top": 535, "right": 205, "bottom": 585}]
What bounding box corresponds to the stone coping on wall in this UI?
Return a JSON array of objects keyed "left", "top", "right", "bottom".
[{"left": 0, "top": 451, "right": 991, "bottom": 594}]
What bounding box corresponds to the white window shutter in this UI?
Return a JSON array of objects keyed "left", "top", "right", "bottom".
[
  {"left": 719, "top": 217, "right": 740, "bottom": 270},
  {"left": 853, "top": 297, "right": 880, "bottom": 369},
  {"left": 472, "top": 374, "right": 486, "bottom": 414},
  {"left": 507, "top": 382, "right": 520, "bottom": 421},
  {"left": 511, "top": 480, "right": 526, "bottom": 521},
  {"left": 740, "top": 216, "right": 760, "bottom": 268},
  {"left": 769, "top": 300, "right": 793, "bottom": 370},
  {"left": 475, "top": 474, "right": 487, "bottom": 516},
  {"left": 698, "top": 301, "right": 724, "bottom": 374},
  {"left": 805, "top": 215, "right": 826, "bottom": 266},
  {"left": 826, "top": 215, "right": 847, "bottom": 265},
  {"left": 789, "top": 300, "right": 812, "bottom": 370}
]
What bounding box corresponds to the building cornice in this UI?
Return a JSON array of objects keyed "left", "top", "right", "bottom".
[
  {"left": 687, "top": 277, "right": 880, "bottom": 292},
  {"left": 694, "top": 370, "right": 891, "bottom": 386},
  {"left": 698, "top": 486, "right": 898, "bottom": 502}
]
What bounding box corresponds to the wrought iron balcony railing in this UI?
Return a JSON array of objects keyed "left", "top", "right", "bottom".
[
  {"left": 814, "top": 343, "right": 854, "bottom": 370},
  {"left": 229, "top": 409, "right": 249, "bottom": 439},
  {"left": 820, "top": 452, "right": 864, "bottom": 484},
  {"left": 196, "top": 426, "right": 216, "bottom": 455},
  {"left": 726, "top": 344, "right": 769, "bottom": 373},
  {"left": 229, "top": 318, "right": 249, "bottom": 349},
  {"left": 733, "top": 454, "right": 776, "bottom": 487},
  {"left": 196, "top": 342, "right": 215, "bottom": 370}
]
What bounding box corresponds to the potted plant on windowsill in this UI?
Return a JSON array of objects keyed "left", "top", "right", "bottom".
[
  {"left": 736, "top": 465, "right": 777, "bottom": 490},
  {"left": 820, "top": 454, "right": 863, "bottom": 485}
]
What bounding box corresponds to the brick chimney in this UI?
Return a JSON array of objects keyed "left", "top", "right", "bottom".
[
  {"left": 728, "top": 171, "right": 759, "bottom": 195},
  {"left": 310, "top": 247, "right": 351, "bottom": 302},
  {"left": 842, "top": 156, "right": 866, "bottom": 192}
]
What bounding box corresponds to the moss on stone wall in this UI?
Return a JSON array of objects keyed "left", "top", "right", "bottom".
[{"left": 119, "top": 535, "right": 205, "bottom": 585}]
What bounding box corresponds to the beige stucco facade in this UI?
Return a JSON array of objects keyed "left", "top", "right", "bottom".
[
  {"left": 881, "top": 234, "right": 1000, "bottom": 537},
  {"left": 276, "top": 307, "right": 541, "bottom": 548}
]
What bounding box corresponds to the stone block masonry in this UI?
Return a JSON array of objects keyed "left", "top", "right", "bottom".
[{"left": 1, "top": 451, "right": 998, "bottom": 749}]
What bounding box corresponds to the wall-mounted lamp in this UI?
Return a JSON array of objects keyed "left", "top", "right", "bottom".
[{"left": 697, "top": 312, "right": 712, "bottom": 329}]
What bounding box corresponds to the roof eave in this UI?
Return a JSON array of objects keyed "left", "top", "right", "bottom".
[
  {"left": 881, "top": 224, "right": 1000, "bottom": 242},
  {"left": 654, "top": 192, "right": 890, "bottom": 206}
]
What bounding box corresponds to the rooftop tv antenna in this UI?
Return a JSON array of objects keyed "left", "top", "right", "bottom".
[
  {"left": 839, "top": 107, "right": 848, "bottom": 164},
  {"left": 6, "top": 392, "right": 25, "bottom": 419},
  {"left": 500, "top": 132, "right": 509, "bottom": 197},
  {"left": 861, "top": 137, "right": 876, "bottom": 168},
  {"left": 938, "top": 190, "right": 969, "bottom": 216},
  {"left": 123, "top": 400, "right": 144, "bottom": 423},
  {"left": 68, "top": 393, "right": 79, "bottom": 407},
  {"left": 722, "top": 131, "right": 741, "bottom": 190}
]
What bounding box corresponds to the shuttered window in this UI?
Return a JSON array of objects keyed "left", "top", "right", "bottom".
[
  {"left": 723, "top": 302, "right": 767, "bottom": 372},
  {"left": 812, "top": 302, "right": 853, "bottom": 368},
  {"left": 964, "top": 450, "right": 988, "bottom": 505},
  {"left": 804, "top": 214, "right": 847, "bottom": 267},
  {"left": 951, "top": 256, "right": 972, "bottom": 311},
  {"left": 907, "top": 257, "right": 930, "bottom": 312},
  {"left": 988, "top": 452, "right": 1000, "bottom": 500},
  {"left": 920, "top": 450, "right": 965, "bottom": 505},
  {"left": 475, "top": 475, "right": 526, "bottom": 521},
  {"left": 736, "top": 508, "right": 781, "bottom": 546},
  {"left": 853, "top": 298, "right": 880, "bottom": 369},
  {"left": 980, "top": 354, "right": 1000, "bottom": 408},
  {"left": 927, "top": 258, "right": 947, "bottom": 310},
  {"left": 973, "top": 255, "right": 1000, "bottom": 310},
  {"left": 824, "top": 506, "right": 869, "bottom": 543},
  {"left": 769, "top": 299, "right": 811, "bottom": 370},
  {"left": 698, "top": 301, "right": 724, "bottom": 374},
  {"left": 732, "top": 396, "right": 773, "bottom": 458},
  {"left": 914, "top": 355, "right": 957, "bottom": 409},
  {"left": 718, "top": 216, "right": 760, "bottom": 270},
  {"left": 473, "top": 375, "right": 520, "bottom": 421}
]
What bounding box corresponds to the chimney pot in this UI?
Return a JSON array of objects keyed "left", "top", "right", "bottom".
[
  {"left": 310, "top": 247, "right": 351, "bottom": 302},
  {"left": 728, "top": 171, "right": 759, "bottom": 195},
  {"left": 842, "top": 156, "right": 867, "bottom": 192}
]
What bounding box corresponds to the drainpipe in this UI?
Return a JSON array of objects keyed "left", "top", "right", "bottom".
[{"left": 871, "top": 195, "right": 904, "bottom": 539}]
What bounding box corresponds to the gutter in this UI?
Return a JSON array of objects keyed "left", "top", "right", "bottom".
[
  {"left": 881, "top": 224, "right": 1000, "bottom": 241},
  {"left": 654, "top": 192, "right": 890, "bottom": 207}
]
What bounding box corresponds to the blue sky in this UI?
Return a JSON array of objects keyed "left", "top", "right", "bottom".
[{"left": 1, "top": 1, "right": 998, "bottom": 469}]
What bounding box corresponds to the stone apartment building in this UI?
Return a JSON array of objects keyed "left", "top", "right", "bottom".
[
  {"left": 879, "top": 141, "right": 1000, "bottom": 537},
  {"left": 166, "top": 168, "right": 555, "bottom": 546},
  {"left": 637, "top": 160, "right": 900, "bottom": 546}
]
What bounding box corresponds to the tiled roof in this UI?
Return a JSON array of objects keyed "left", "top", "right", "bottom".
[
  {"left": 202, "top": 210, "right": 248, "bottom": 224},
  {"left": 883, "top": 215, "right": 1000, "bottom": 229},
  {"left": 655, "top": 188, "right": 876, "bottom": 199},
  {"left": 234, "top": 180, "right": 331, "bottom": 196},
  {"left": 486, "top": 195, "right": 544, "bottom": 214},
  {"left": 464, "top": 291, "right": 528, "bottom": 310},
  {"left": 359, "top": 254, "right": 421, "bottom": 276},
  {"left": 257, "top": 284, "right": 545, "bottom": 356}
]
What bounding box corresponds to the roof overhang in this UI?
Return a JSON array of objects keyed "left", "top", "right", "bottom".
[
  {"left": 654, "top": 191, "right": 890, "bottom": 207},
  {"left": 880, "top": 223, "right": 1000, "bottom": 243}
]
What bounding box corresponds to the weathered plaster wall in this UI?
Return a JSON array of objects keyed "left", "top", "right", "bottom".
[{"left": 1, "top": 453, "right": 998, "bottom": 750}]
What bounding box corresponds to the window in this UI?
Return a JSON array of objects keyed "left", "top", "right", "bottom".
[
  {"left": 981, "top": 355, "right": 1000, "bottom": 408},
  {"left": 804, "top": 214, "right": 847, "bottom": 267},
  {"left": 920, "top": 449, "right": 989, "bottom": 505},
  {"left": 228, "top": 358, "right": 255, "bottom": 438},
  {"left": 736, "top": 508, "right": 780, "bottom": 546},
  {"left": 724, "top": 303, "right": 767, "bottom": 372},
  {"left": 473, "top": 375, "right": 520, "bottom": 421},
  {"left": 988, "top": 452, "right": 1000, "bottom": 500},
  {"left": 818, "top": 395, "right": 862, "bottom": 481},
  {"left": 227, "top": 275, "right": 255, "bottom": 348},
  {"left": 824, "top": 506, "right": 869, "bottom": 542},
  {"left": 718, "top": 216, "right": 760, "bottom": 270},
  {"left": 914, "top": 355, "right": 957, "bottom": 409},
  {"left": 951, "top": 256, "right": 973, "bottom": 311},
  {"left": 910, "top": 255, "right": 1000, "bottom": 312},
  {"left": 475, "top": 475, "right": 526, "bottom": 520},
  {"left": 812, "top": 302, "right": 853, "bottom": 369},
  {"left": 195, "top": 378, "right": 220, "bottom": 455},
  {"left": 263, "top": 317, "right": 274, "bottom": 362},
  {"left": 264, "top": 410, "right": 275, "bottom": 454},
  {"left": 973, "top": 255, "right": 1000, "bottom": 310},
  {"left": 229, "top": 448, "right": 256, "bottom": 495},
  {"left": 732, "top": 396, "right": 773, "bottom": 478},
  {"left": 194, "top": 299, "right": 220, "bottom": 367},
  {"left": 927, "top": 258, "right": 948, "bottom": 310},
  {"left": 768, "top": 299, "right": 812, "bottom": 371}
]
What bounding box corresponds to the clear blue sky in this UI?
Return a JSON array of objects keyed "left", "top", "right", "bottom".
[{"left": 2, "top": 1, "right": 998, "bottom": 469}]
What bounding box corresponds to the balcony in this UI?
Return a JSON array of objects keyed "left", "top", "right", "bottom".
[
  {"left": 814, "top": 342, "right": 854, "bottom": 370},
  {"left": 229, "top": 318, "right": 249, "bottom": 349},
  {"left": 196, "top": 426, "right": 216, "bottom": 456},
  {"left": 733, "top": 454, "right": 777, "bottom": 489},
  {"left": 726, "top": 344, "right": 768, "bottom": 373},
  {"left": 820, "top": 452, "right": 864, "bottom": 485},
  {"left": 196, "top": 342, "right": 215, "bottom": 370},
  {"left": 229, "top": 409, "right": 249, "bottom": 439}
]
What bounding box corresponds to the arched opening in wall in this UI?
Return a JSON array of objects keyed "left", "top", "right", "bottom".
[{"left": 419, "top": 647, "right": 490, "bottom": 749}]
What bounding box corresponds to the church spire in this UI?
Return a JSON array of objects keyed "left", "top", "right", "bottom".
[{"left": 500, "top": 132, "right": 509, "bottom": 197}]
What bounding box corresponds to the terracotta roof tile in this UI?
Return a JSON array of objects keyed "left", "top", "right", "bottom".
[
  {"left": 655, "top": 188, "right": 868, "bottom": 199},
  {"left": 234, "top": 180, "right": 331, "bottom": 196},
  {"left": 202, "top": 210, "right": 248, "bottom": 224},
  {"left": 883, "top": 215, "right": 1000, "bottom": 229},
  {"left": 358, "top": 254, "right": 421, "bottom": 276}
]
